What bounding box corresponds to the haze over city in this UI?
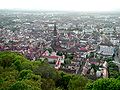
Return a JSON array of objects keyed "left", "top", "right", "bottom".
[
  {"left": 0, "top": 0, "right": 120, "bottom": 12},
  {"left": 0, "top": 0, "right": 120, "bottom": 90}
]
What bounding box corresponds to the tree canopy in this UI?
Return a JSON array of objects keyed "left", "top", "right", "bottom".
[{"left": 0, "top": 51, "right": 120, "bottom": 90}]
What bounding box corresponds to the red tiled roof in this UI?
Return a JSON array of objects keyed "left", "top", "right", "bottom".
[
  {"left": 43, "top": 56, "right": 60, "bottom": 59},
  {"left": 80, "top": 47, "right": 88, "bottom": 51},
  {"left": 90, "top": 62, "right": 97, "bottom": 64}
]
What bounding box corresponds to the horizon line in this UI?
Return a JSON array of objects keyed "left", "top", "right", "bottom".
[{"left": 0, "top": 8, "right": 120, "bottom": 13}]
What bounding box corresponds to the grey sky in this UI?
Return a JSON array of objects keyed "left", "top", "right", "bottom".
[{"left": 0, "top": 0, "right": 120, "bottom": 11}]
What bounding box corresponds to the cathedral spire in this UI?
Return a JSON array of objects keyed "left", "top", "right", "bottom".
[{"left": 54, "top": 22, "right": 57, "bottom": 36}]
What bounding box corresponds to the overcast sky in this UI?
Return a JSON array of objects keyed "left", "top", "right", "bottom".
[{"left": 0, "top": 0, "right": 120, "bottom": 12}]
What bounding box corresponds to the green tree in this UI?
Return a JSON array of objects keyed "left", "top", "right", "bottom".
[
  {"left": 56, "top": 72, "right": 73, "bottom": 90},
  {"left": 32, "top": 61, "right": 42, "bottom": 69},
  {"left": 33, "top": 63, "right": 59, "bottom": 81},
  {"left": 13, "top": 60, "right": 21, "bottom": 71},
  {"left": 0, "top": 51, "right": 15, "bottom": 69},
  {"left": 23, "top": 74, "right": 41, "bottom": 90},
  {"left": 0, "top": 51, "right": 43, "bottom": 90},
  {"left": 23, "top": 79, "right": 41, "bottom": 90},
  {"left": 91, "top": 64, "right": 99, "bottom": 72},
  {"left": 0, "top": 51, "right": 27, "bottom": 69},
  {"left": 9, "top": 81, "right": 31, "bottom": 90},
  {"left": 57, "top": 51, "right": 63, "bottom": 56},
  {"left": 46, "top": 48, "right": 53, "bottom": 54},
  {"left": 108, "top": 62, "right": 119, "bottom": 78},
  {"left": 0, "top": 70, "right": 18, "bottom": 90},
  {"left": 64, "top": 58, "right": 71, "bottom": 65},
  {"left": 86, "top": 78, "right": 120, "bottom": 90},
  {"left": 68, "top": 75, "right": 88, "bottom": 90},
  {"left": 105, "top": 57, "right": 113, "bottom": 62},
  {"left": 41, "top": 78, "right": 56, "bottom": 90},
  {"left": 21, "top": 61, "right": 33, "bottom": 71},
  {"left": 19, "top": 70, "right": 32, "bottom": 80},
  {"left": 88, "top": 52, "right": 94, "bottom": 58},
  {"left": 66, "top": 53, "right": 74, "bottom": 60}
]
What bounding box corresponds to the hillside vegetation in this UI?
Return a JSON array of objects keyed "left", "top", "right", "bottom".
[{"left": 0, "top": 51, "right": 120, "bottom": 90}]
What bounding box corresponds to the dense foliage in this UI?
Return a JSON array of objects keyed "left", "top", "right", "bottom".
[
  {"left": 86, "top": 78, "right": 120, "bottom": 90},
  {"left": 0, "top": 51, "right": 89, "bottom": 90},
  {"left": 0, "top": 51, "right": 120, "bottom": 90},
  {"left": 0, "top": 51, "right": 42, "bottom": 90}
]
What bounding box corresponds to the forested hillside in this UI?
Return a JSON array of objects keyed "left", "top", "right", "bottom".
[{"left": 0, "top": 51, "right": 120, "bottom": 90}]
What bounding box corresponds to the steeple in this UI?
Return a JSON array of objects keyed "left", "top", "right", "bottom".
[{"left": 54, "top": 22, "right": 57, "bottom": 36}]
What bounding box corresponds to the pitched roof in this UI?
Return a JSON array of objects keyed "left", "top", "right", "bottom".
[
  {"left": 42, "top": 56, "right": 60, "bottom": 59},
  {"left": 80, "top": 47, "right": 88, "bottom": 52}
]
